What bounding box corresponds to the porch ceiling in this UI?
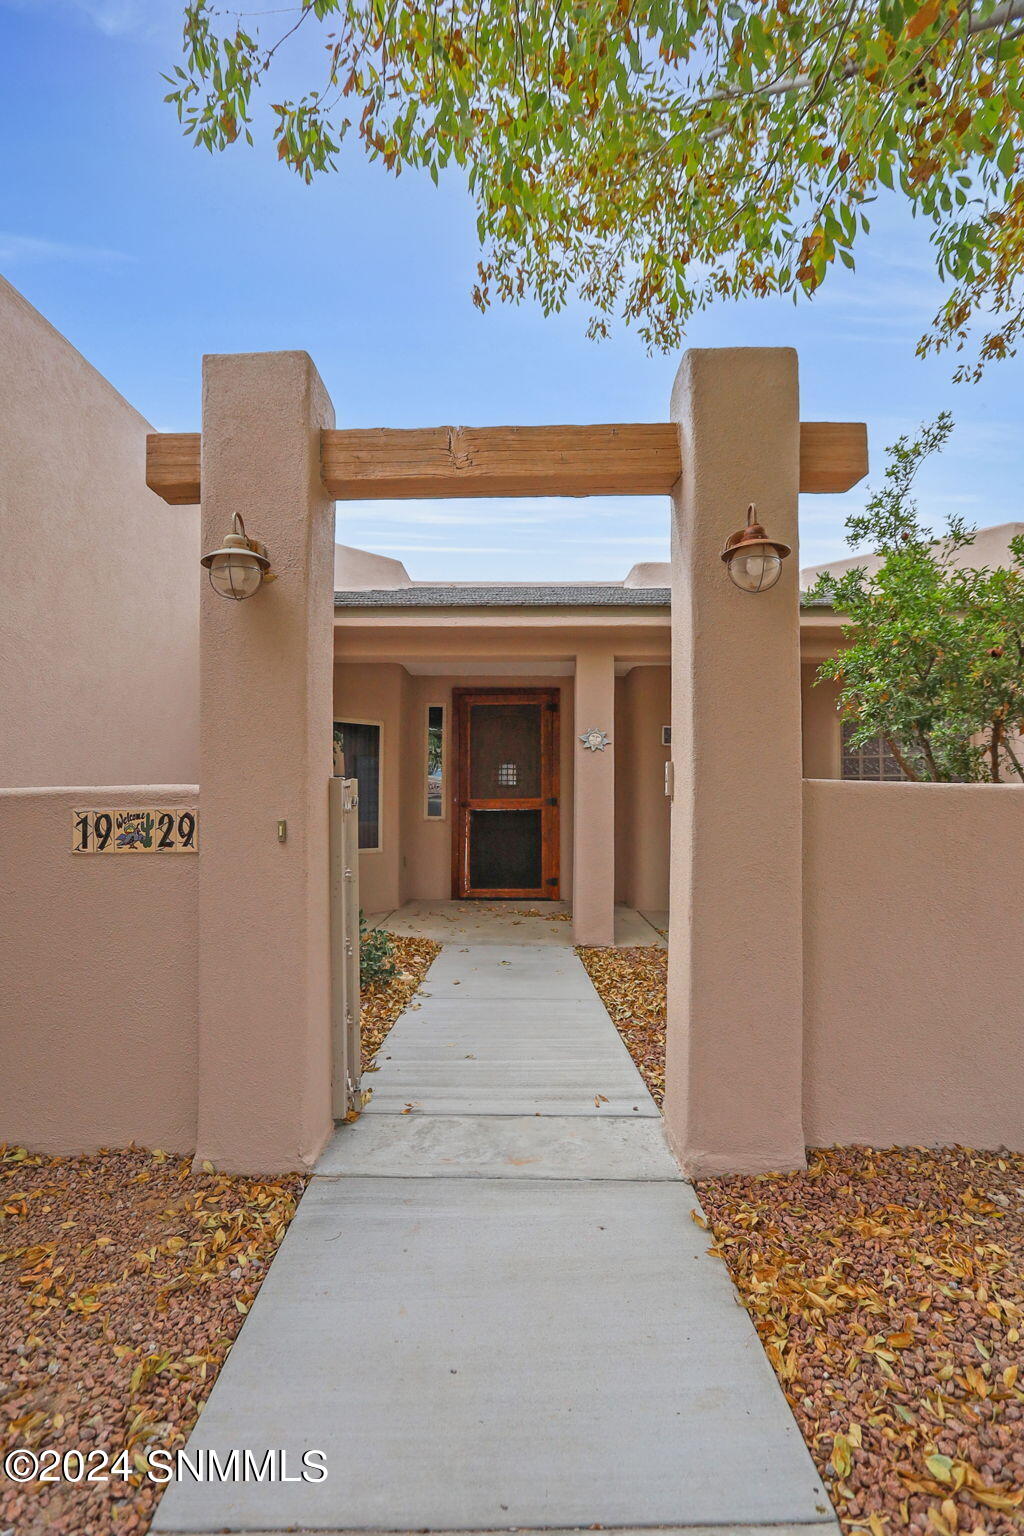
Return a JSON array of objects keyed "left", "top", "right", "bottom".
[
  {"left": 332, "top": 618, "right": 672, "bottom": 665},
  {"left": 380, "top": 658, "right": 656, "bottom": 676}
]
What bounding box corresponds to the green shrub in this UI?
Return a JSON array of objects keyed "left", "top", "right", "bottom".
[
  {"left": 811, "top": 414, "right": 1024, "bottom": 784},
  {"left": 359, "top": 913, "right": 399, "bottom": 988}
]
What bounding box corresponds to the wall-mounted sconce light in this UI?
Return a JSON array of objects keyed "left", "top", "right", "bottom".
[
  {"left": 200, "top": 513, "right": 273, "bottom": 601},
  {"left": 721, "top": 504, "right": 791, "bottom": 594}
]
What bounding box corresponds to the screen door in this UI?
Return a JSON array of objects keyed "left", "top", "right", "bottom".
[{"left": 453, "top": 688, "right": 559, "bottom": 899}]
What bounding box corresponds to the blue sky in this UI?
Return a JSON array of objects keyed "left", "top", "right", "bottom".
[{"left": 3, "top": 0, "right": 1021, "bottom": 579}]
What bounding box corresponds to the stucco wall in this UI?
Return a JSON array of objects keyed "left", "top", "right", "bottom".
[
  {"left": 1, "top": 786, "right": 199, "bottom": 1154},
  {"left": 801, "top": 668, "right": 842, "bottom": 779},
  {"left": 400, "top": 672, "right": 461, "bottom": 905},
  {"left": 332, "top": 662, "right": 407, "bottom": 914},
  {"left": 614, "top": 675, "right": 632, "bottom": 904},
  {"left": 0, "top": 278, "right": 199, "bottom": 789},
  {"left": 615, "top": 666, "right": 671, "bottom": 910},
  {"left": 803, "top": 780, "right": 1024, "bottom": 1150}
]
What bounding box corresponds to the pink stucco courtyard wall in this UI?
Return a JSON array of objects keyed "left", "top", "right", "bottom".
[
  {"left": 1, "top": 277, "right": 199, "bottom": 789},
  {"left": 0, "top": 281, "right": 202, "bottom": 1157},
  {"left": 2, "top": 300, "right": 1022, "bottom": 1173},
  {"left": 803, "top": 780, "right": 1024, "bottom": 1150},
  {"left": 0, "top": 786, "right": 199, "bottom": 1153},
  {"left": 7, "top": 778, "right": 1023, "bottom": 1163}
]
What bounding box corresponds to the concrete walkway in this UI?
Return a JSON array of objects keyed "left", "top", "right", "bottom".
[
  {"left": 368, "top": 899, "right": 668, "bottom": 948},
  {"left": 155, "top": 946, "right": 835, "bottom": 1536}
]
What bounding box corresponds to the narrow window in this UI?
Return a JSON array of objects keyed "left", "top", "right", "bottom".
[
  {"left": 334, "top": 721, "right": 382, "bottom": 848},
  {"left": 426, "top": 704, "right": 445, "bottom": 819},
  {"left": 841, "top": 721, "right": 904, "bottom": 781}
]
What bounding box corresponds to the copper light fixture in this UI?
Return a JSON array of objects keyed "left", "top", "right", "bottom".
[
  {"left": 721, "top": 503, "right": 792, "bottom": 593},
  {"left": 200, "top": 513, "right": 273, "bottom": 601}
]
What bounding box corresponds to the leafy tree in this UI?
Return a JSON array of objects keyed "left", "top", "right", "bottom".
[
  {"left": 169, "top": 0, "right": 1024, "bottom": 374},
  {"left": 810, "top": 412, "right": 1024, "bottom": 782}
]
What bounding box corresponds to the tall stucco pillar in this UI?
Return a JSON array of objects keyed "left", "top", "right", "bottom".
[
  {"left": 572, "top": 647, "right": 616, "bottom": 946},
  {"left": 196, "top": 352, "right": 336, "bottom": 1173},
  {"left": 663, "top": 348, "right": 806, "bottom": 1176}
]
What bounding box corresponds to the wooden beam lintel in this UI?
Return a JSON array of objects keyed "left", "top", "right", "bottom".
[{"left": 146, "top": 420, "right": 867, "bottom": 506}]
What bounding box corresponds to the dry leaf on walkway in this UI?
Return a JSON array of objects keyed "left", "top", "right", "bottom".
[
  {"left": 361, "top": 935, "right": 440, "bottom": 1068},
  {"left": 576, "top": 946, "right": 666, "bottom": 1105}
]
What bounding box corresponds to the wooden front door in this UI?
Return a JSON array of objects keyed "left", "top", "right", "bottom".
[{"left": 453, "top": 688, "right": 560, "bottom": 899}]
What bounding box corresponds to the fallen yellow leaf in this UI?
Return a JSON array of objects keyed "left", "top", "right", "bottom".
[{"left": 832, "top": 1431, "right": 853, "bottom": 1478}]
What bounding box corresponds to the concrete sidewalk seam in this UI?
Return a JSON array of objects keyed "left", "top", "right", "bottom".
[
  {"left": 156, "top": 1525, "right": 840, "bottom": 1535},
  {"left": 153, "top": 945, "right": 836, "bottom": 1535}
]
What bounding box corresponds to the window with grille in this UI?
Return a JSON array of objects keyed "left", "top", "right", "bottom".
[{"left": 841, "top": 721, "right": 905, "bottom": 781}]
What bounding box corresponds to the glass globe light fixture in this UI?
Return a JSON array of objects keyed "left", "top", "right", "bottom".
[
  {"left": 200, "top": 513, "right": 273, "bottom": 600},
  {"left": 721, "top": 503, "right": 792, "bottom": 593}
]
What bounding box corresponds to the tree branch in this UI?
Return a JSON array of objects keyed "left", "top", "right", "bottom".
[
  {"left": 885, "top": 735, "right": 921, "bottom": 781},
  {"left": 990, "top": 715, "right": 1005, "bottom": 781},
  {"left": 695, "top": 0, "right": 1024, "bottom": 146},
  {"left": 915, "top": 730, "right": 943, "bottom": 780},
  {"left": 1002, "top": 730, "right": 1024, "bottom": 781}
]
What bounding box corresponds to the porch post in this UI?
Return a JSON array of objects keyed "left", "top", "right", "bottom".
[
  {"left": 572, "top": 646, "right": 616, "bottom": 946},
  {"left": 663, "top": 348, "right": 806, "bottom": 1176},
  {"left": 196, "top": 352, "right": 336, "bottom": 1173}
]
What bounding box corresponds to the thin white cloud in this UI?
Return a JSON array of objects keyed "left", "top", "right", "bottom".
[
  {"left": 361, "top": 535, "right": 669, "bottom": 552},
  {"left": 366, "top": 545, "right": 537, "bottom": 555},
  {"left": 72, "top": 0, "right": 141, "bottom": 32},
  {"left": 0, "top": 231, "right": 130, "bottom": 265},
  {"left": 340, "top": 494, "right": 663, "bottom": 527},
  {"left": 814, "top": 282, "right": 938, "bottom": 318},
  {"left": 815, "top": 329, "right": 911, "bottom": 346},
  {"left": 800, "top": 537, "right": 851, "bottom": 565},
  {"left": 343, "top": 505, "right": 590, "bottom": 529},
  {"left": 1, "top": 0, "right": 146, "bottom": 34}
]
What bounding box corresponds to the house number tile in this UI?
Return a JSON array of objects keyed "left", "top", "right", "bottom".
[{"left": 71, "top": 808, "right": 199, "bottom": 854}]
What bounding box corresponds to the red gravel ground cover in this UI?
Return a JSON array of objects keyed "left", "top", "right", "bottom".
[
  {"left": 1, "top": 936, "right": 438, "bottom": 1536},
  {"left": 699, "top": 1148, "right": 1024, "bottom": 1535},
  {"left": 0, "top": 1146, "right": 304, "bottom": 1536},
  {"left": 581, "top": 948, "right": 1024, "bottom": 1532}
]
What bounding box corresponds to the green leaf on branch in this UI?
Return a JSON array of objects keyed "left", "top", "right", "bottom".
[
  {"left": 810, "top": 414, "right": 1024, "bottom": 784},
  {"left": 167, "top": 0, "right": 1024, "bottom": 374}
]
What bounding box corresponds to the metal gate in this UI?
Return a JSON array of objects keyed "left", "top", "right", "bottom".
[{"left": 329, "top": 776, "right": 361, "bottom": 1119}]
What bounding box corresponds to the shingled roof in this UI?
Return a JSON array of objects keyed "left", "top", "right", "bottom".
[
  {"left": 335, "top": 584, "right": 673, "bottom": 608},
  {"left": 334, "top": 583, "right": 835, "bottom": 610}
]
